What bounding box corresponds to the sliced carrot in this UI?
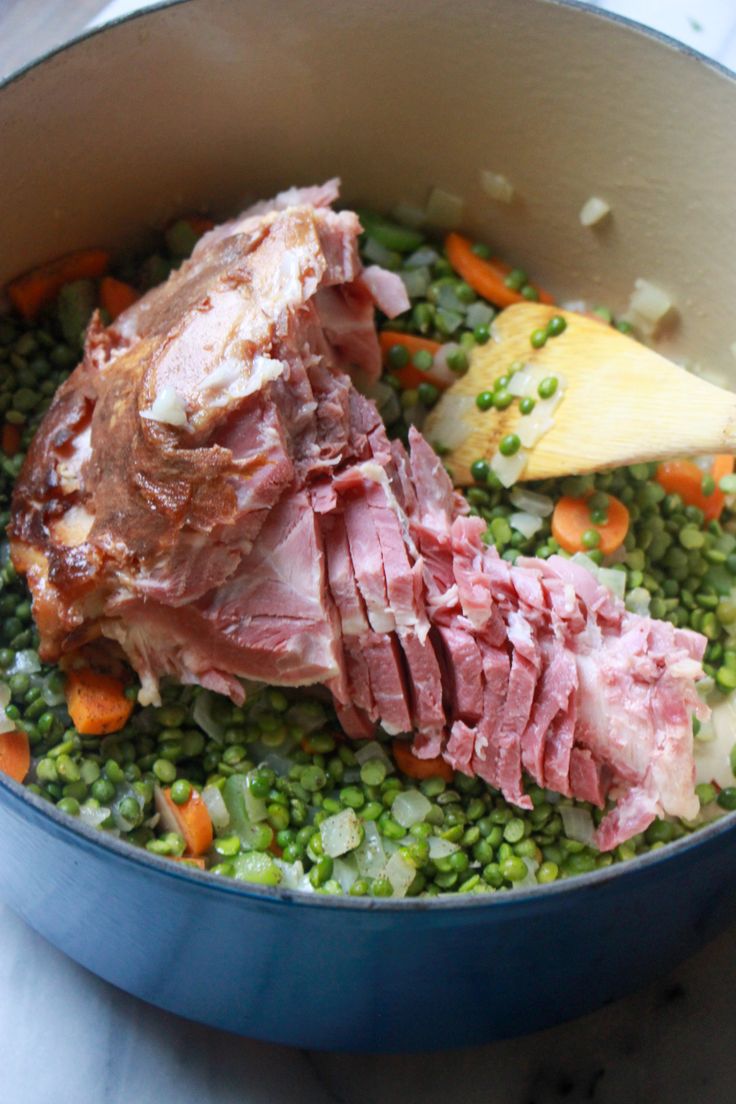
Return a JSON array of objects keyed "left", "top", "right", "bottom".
[
  {"left": 551, "top": 493, "right": 630, "bottom": 556},
  {"left": 0, "top": 730, "right": 31, "bottom": 783},
  {"left": 65, "top": 668, "right": 134, "bottom": 736},
  {"left": 268, "top": 838, "right": 284, "bottom": 859},
  {"left": 392, "top": 739, "right": 454, "bottom": 782},
  {"left": 445, "top": 233, "right": 555, "bottom": 309},
  {"left": 487, "top": 255, "right": 555, "bottom": 305},
  {"left": 7, "top": 249, "right": 110, "bottom": 320},
  {"left": 162, "top": 787, "right": 213, "bottom": 857},
  {"left": 377, "top": 331, "right": 448, "bottom": 390},
  {"left": 170, "top": 856, "right": 207, "bottom": 870},
  {"left": 656, "top": 457, "right": 734, "bottom": 522},
  {"left": 99, "top": 276, "right": 139, "bottom": 321},
  {"left": 2, "top": 423, "right": 21, "bottom": 457}
]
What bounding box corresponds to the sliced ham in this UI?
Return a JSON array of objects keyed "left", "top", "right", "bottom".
[{"left": 10, "top": 181, "right": 708, "bottom": 850}]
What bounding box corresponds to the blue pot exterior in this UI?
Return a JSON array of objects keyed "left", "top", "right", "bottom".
[{"left": 0, "top": 776, "right": 734, "bottom": 1051}]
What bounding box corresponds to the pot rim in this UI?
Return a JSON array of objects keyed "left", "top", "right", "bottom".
[
  {"left": 1, "top": 0, "right": 735, "bottom": 93},
  {"left": 1, "top": 0, "right": 734, "bottom": 914}
]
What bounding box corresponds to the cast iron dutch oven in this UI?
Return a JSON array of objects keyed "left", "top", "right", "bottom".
[{"left": 1, "top": 0, "right": 735, "bottom": 1053}]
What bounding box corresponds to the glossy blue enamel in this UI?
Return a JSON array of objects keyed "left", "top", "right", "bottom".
[{"left": 1, "top": 774, "right": 734, "bottom": 1052}]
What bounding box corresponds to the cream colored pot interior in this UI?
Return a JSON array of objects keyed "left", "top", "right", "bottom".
[{"left": 1, "top": 0, "right": 735, "bottom": 383}]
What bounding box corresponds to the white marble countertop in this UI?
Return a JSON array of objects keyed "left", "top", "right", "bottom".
[{"left": 4, "top": 2, "right": 736, "bottom": 1101}]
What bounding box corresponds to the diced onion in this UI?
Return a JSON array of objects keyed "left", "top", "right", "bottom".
[
  {"left": 192, "top": 690, "right": 226, "bottom": 743},
  {"left": 243, "top": 771, "right": 268, "bottom": 823},
  {"left": 596, "top": 567, "right": 627, "bottom": 601},
  {"left": 363, "top": 236, "right": 397, "bottom": 267},
  {"left": 425, "top": 186, "right": 464, "bottom": 229},
  {"left": 274, "top": 859, "right": 305, "bottom": 889},
  {"left": 509, "top": 511, "right": 543, "bottom": 539},
  {"left": 579, "top": 196, "right": 611, "bottom": 227},
  {"left": 79, "top": 804, "right": 112, "bottom": 830},
  {"left": 571, "top": 551, "right": 601, "bottom": 575},
  {"left": 712, "top": 693, "right": 736, "bottom": 748},
  {"left": 518, "top": 415, "right": 553, "bottom": 449},
  {"left": 332, "top": 855, "right": 359, "bottom": 892},
  {"left": 507, "top": 368, "right": 536, "bottom": 397},
  {"left": 559, "top": 805, "right": 596, "bottom": 846},
  {"left": 626, "top": 278, "right": 674, "bottom": 333},
  {"left": 562, "top": 298, "right": 588, "bottom": 314},
  {"left": 510, "top": 486, "right": 554, "bottom": 517},
  {"left": 39, "top": 671, "right": 65, "bottom": 706},
  {"left": 400, "top": 266, "right": 431, "bottom": 299},
  {"left": 571, "top": 551, "right": 627, "bottom": 602},
  {"left": 694, "top": 692, "right": 736, "bottom": 788},
  {"left": 405, "top": 246, "right": 439, "bottom": 268},
  {"left": 625, "top": 586, "right": 652, "bottom": 615},
  {"left": 364, "top": 379, "right": 401, "bottom": 425},
  {"left": 391, "top": 202, "right": 426, "bottom": 229},
  {"left": 431, "top": 344, "right": 463, "bottom": 386},
  {"left": 428, "top": 835, "right": 460, "bottom": 860},
  {"left": 491, "top": 447, "right": 528, "bottom": 488},
  {"left": 115, "top": 786, "right": 145, "bottom": 833},
  {"left": 480, "top": 170, "right": 515, "bottom": 203},
  {"left": 0, "top": 681, "right": 12, "bottom": 734},
  {"left": 392, "top": 789, "right": 432, "bottom": 828},
  {"left": 517, "top": 386, "right": 565, "bottom": 449},
  {"left": 383, "top": 851, "right": 416, "bottom": 898},
  {"left": 426, "top": 393, "right": 476, "bottom": 451},
  {"left": 513, "top": 857, "right": 540, "bottom": 889},
  {"left": 465, "top": 301, "right": 495, "bottom": 330},
  {"left": 10, "top": 650, "right": 41, "bottom": 676},
  {"left": 355, "top": 740, "right": 395, "bottom": 772},
  {"left": 141, "top": 384, "right": 189, "bottom": 428},
  {"left": 355, "top": 820, "right": 386, "bottom": 877},
  {"left": 0, "top": 709, "right": 15, "bottom": 736},
  {"left": 320, "top": 807, "right": 363, "bottom": 857},
  {"left": 202, "top": 784, "right": 230, "bottom": 830}
]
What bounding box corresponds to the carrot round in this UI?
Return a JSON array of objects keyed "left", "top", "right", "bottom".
[
  {"left": 378, "top": 331, "right": 448, "bottom": 390},
  {"left": 65, "top": 668, "right": 134, "bottom": 736},
  {"left": 169, "top": 856, "right": 207, "bottom": 870},
  {"left": 392, "top": 739, "right": 454, "bottom": 782},
  {"left": 99, "top": 276, "right": 139, "bottom": 321},
  {"left": 162, "top": 787, "right": 213, "bottom": 857},
  {"left": 7, "top": 249, "right": 110, "bottom": 320},
  {"left": 445, "top": 233, "right": 554, "bottom": 309},
  {"left": 1, "top": 423, "right": 22, "bottom": 457},
  {"left": 551, "top": 493, "right": 630, "bottom": 556},
  {"left": 656, "top": 456, "right": 734, "bottom": 522},
  {"left": 0, "top": 730, "right": 31, "bottom": 783}
]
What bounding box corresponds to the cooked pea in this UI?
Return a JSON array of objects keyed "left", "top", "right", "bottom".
[
  {"left": 537, "top": 376, "right": 558, "bottom": 399},
  {"left": 498, "top": 434, "right": 521, "bottom": 457}
]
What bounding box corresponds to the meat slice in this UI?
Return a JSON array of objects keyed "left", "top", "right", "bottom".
[
  {"left": 434, "top": 622, "right": 484, "bottom": 724},
  {"left": 10, "top": 182, "right": 708, "bottom": 850},
  {"left": 520, "top": 642, "right": 577, "bottom": 786}
]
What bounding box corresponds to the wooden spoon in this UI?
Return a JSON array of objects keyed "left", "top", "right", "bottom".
[{"left": 424, "top": 303, "right": 736, "bottom": 484}]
